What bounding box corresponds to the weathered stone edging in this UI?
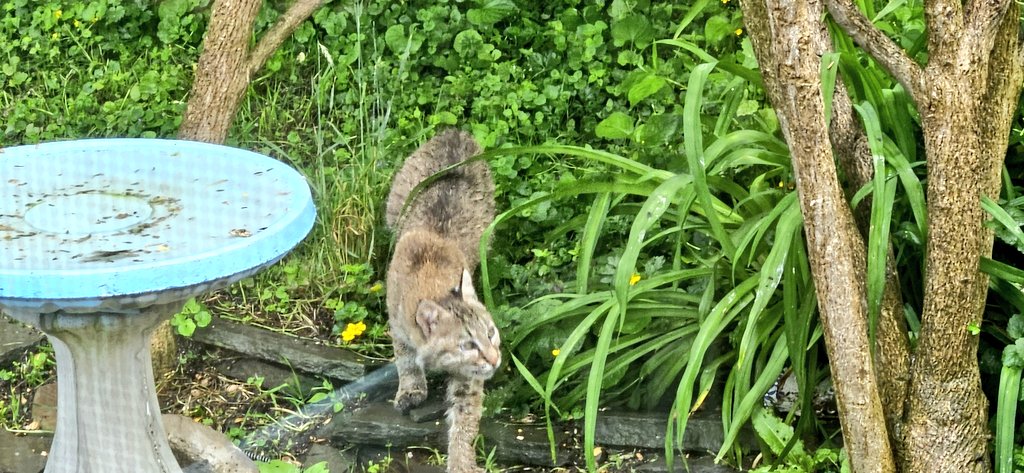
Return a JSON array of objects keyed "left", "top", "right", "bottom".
[{"left": 322, "top": 399, "right": 755, "bottom": 468}]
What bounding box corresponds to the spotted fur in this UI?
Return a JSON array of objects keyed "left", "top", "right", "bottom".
[{"left": 385, "top": 130, "right": 499, "bottom": 473}]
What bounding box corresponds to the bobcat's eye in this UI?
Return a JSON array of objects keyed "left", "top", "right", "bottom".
[{"left": 461, "top": 340, "right": 478, "bottom": 352}]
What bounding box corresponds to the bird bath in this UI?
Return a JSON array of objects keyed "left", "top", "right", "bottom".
[{"left": 0, "top": 138, "right": 316, "bottom": 473}]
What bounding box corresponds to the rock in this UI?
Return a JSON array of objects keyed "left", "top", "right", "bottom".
[
  {"left": 0, "top": 314, "right": 43, "bottom": 365},
  {"left": 328, "top": 402, "right": 444, "bottom": 447},
  {"left": 0, "top": 429, "right": 49, "bottom": 473},
  {"left": 236, "top": 365, "right": 400, "bottom": 456},
  {"left": 30, "top": 382, "right": 57, "bottom": 432},
  {"left": 480, "top": 417, "right": 574, "bottom": 466},
  {"left": 595, "top": 410, "right": 757, "bottom": 453},
  {"left": 163, "top": 413, "right": 258, "bottom": 473},
  {"left": 323, "top": 401, "right": 574, "bottom": 467},
  {"left": 408, "top": 398, "right": 446, "bottom": 423},
  {"left": 191, "top": 317, "right": 373, "bottom": 381},
  {"left": 323, "top": 398, "right": 759, "bottom": 469}
]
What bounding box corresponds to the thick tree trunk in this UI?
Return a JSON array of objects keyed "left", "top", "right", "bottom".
[
  {"left": 740, "top": 1, "right": 896, "bottom": 472},
  {"left": 177, "top": 0, "right": 263, "bottom": 143},
  {"left": 152, "top": 0, "right": 325, "bottom": 379},
  {"left": 178, "top": 0, "right": 324, "bottom": 143},
  {"left": 901, "top": 6, "right": 1023, "bottom": 470},
  {"left": 824, "top": 0, "right": 1023, "bottom": 471}
]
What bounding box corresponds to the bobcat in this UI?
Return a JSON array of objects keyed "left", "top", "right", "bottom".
[{"left": 385, "top": 130, "right": 500, "bottom": 473}]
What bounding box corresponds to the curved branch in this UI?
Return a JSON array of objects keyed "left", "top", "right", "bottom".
[
  {"left": 966, "top": 0, "right": 1012, "bottom": 32},
  {"left": 248, "top": 0, "right": 325, "bottom": 76},
  {"left": 965, "top": 0, "right": 1014, "bottom": 62},
  {"left": 826, "top": 0, "right": 927, "bottom": 108},
  {"left": 830, "top": 80, "right": 911, "bottom": 458}
]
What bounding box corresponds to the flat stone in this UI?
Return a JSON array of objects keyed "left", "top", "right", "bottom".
[
  {"left": 0, "top": 429, "right": 50, "bottom": 473},
  {"left": 323, "top": 401, "right": 573, "bottom": 467},
  {"left": 408, "top": 398, "right": 446, "bottom": 423},
  {"left": 328, "top": 402, "right": 444, "bottom": 447},
  {"left": 192, "top": 317, "right": 372, "bottom": 381},
  {"left": 323, "top": 399, "right": 759, "bottom": 469},
  {"left": 164, "top": 413, "right": 258, "bottom": 473},
  {"left": 595, "top": 410, "right": 757, "bottom": 453},
  {"left": 30, "top": 382, "right": 58, "bottom": 432},
  {"left": 0, "top": 314, "right": 43, "bottom": 365},
  {"left": 480, "top": 417, "right": 573, "bottom": 466}
]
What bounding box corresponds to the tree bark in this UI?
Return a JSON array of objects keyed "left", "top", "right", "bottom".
[
  {"left": 177, "top": 0, "right": 324, "bottom": 143},
  {"left": 829, "top": 77, "right": 911, "bottom": 463},
  {"left": 152, "top": 0, "right": 325, "bottom": 379},
  {"left": 825, "top": 0, "right": 1023, "bottom": 471},
  {"left": 740, "top": 1, "right": 896, "bottom": 472}
]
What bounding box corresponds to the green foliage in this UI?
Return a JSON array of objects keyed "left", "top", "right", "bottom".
[
  {"left": 749, "top": 408, "right": 847, "bottom": 473},
  {"left": 0, "top": 344, "right": 54, "bottom": 426},
  {"left": 257, "top": 460, "right": 329, "bottom": 473},
  {"left": 985, "top": 196, "right": 1024, "bottom": 254},
  {"left": 171, "top": 297, "right": 212, "bottom": 337},
  {"left": 0, "top": 0, "right": 200, "bottom": 142},
  {"left": 477, "top": 19, "right": 806, "bottom": 465}
]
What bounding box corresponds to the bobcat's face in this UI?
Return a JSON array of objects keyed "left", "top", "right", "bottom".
[
  {"left": 415, "top": 270, "right": 502, "bottom": 380},
  {"left": 447, "top": 297, "right": 501, "bottom": 379}
]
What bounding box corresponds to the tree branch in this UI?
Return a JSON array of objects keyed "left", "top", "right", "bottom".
[
  {"left": 966, "top": 0, "right": 1012, "bottom": 33},
  {"left": 830, "top": 80, "right": 910, "bottom": 460},
  {"left": 826, "top": 0, "right": 927, "bottom": 108},
  {"left": 248, "top": 0, "right": 325, "bottom": 76},
  {"left": 739, "top": 1, "right": 898, "bottom": 471}
]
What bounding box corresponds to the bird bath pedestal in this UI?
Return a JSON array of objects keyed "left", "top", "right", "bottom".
[{"left": 0, "top": 139, "right": 316, "bottom": 473}]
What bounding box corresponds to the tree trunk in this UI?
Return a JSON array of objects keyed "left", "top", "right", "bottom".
[
  {"left": 151, "top": 0, "right": 326, "bottom": 379},
  {"left": 826, "top": 1, "right": 1023, "bottom": 471},
  {"left": 178, "top": 0, "right": 324, "bottom": 143},
  {"left": 177, "top": 0, "right": 262, "bottom": 144},
  {"left": 739, "top": 1, "right": 896, "bottom": 472}
]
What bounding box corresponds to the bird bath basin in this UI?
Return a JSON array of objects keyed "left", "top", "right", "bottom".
[{"left": 0, "top": 138, "right": 316, "bottom": 472}]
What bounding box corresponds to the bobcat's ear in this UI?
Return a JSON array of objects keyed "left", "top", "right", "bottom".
[
  {"left": 459, "top": 268, "right": 479, "bottom": 302},
  {"left": 415, "top": 299, "right": 446, "bottom": 337}
]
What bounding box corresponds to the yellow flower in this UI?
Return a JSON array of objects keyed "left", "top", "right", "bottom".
[
  {"left": 629, "top": 273, "right": 641, "bottom": 286},
  {"left": 551, "top": 348, "right": 561, "bottom": 357},
  {"left": 54, "top": 9, "right": 62, "bottom": 19},
  {"left": 734, "top": 28, "right": 743, "bottom": 36},
  {"left": 73, "top": 19, "right": 80, "bottom": 27},
  {"left": 369, "top": 282, "right": 384, "bottom": 293},
  {"left": 50, "top": 32, "right": 59, "bottom": 40},
  {"left": 721, "top": 0, "right": 730, "bottom": 3},
  {"left": 340, "top": 321, "right": 367, "bottom": 343}
]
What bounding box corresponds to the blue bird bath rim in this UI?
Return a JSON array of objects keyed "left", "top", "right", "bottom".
[{"left": 0, "top": 138, "right": 316, "bottom": 312}]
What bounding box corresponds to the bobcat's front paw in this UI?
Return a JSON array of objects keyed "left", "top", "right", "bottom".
[{"left": 394, "top": 388, "right": 428, "bottom": 413}]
